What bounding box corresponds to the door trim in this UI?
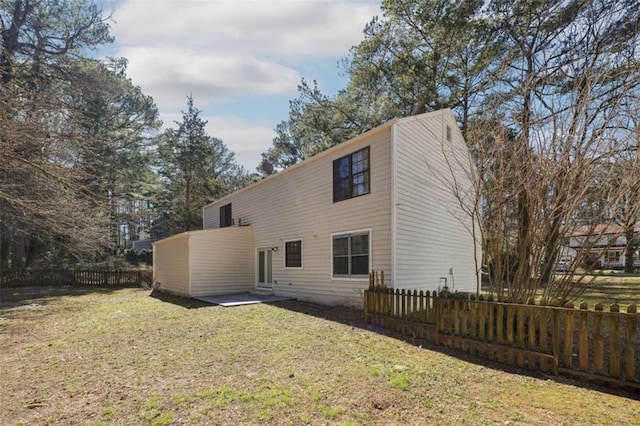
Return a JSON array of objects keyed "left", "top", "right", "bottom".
[{"left": 256, "top": 247, "right": 273, "bottom": 289}]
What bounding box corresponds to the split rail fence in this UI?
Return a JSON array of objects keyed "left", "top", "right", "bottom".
[
  {"left": 365, "top": 288, "right": 639, "bottom": 392},
  {"left": 0, "top": 269, "right": 151, "bottom": 288}
]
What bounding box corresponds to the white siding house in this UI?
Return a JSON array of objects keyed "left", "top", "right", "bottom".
[
  {"left": 563, "top": 223, "right": 640, "bottom": 270},
  {"left": 153, "top": 109, "right": 481, "bottom": 307}
]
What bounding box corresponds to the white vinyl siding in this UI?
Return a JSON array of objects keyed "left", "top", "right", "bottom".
[
  {"left": 152, "top": 233, "right": 190, "bottom": 296},
  {"left": 154, "top": 109, "right": 479, "bottom": 306},
  {"left": 393, "top": 110, "right": 480, "bottom": 293},
  {"left": 189, "top": 226, "right": 253, "bottom": 297},
  {"left": 202, "top": 126, "right": 394, "bottom": 307},
  {"left": 152, "top": 227, "right": 253, "bottom": 298}
]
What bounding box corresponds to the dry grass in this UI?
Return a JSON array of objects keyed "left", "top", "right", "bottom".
[
  {"left": 1, "top": 287, "right": 638, "bottom": 425},
  {"left": 569, "top": 274, "right": 640, "bottom": 308}
]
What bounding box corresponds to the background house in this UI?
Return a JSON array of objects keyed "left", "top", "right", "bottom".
[
  {"left": 153, "top": 109, "right": 481, "bottom": 307},
  {"left": 563, "top": 223, "right": 640, "bottom": 270}
]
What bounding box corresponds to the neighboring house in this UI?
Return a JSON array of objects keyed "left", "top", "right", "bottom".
[
  {"left": 153, "top": 109, "right": 480, "bottom": 307},
  {"left": 564, "top": 223, "right": 640, "bottom": 269}
]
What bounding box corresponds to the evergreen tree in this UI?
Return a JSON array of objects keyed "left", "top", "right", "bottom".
[{"left": 157, "top": 96, "right": 247, "bottom": 234}]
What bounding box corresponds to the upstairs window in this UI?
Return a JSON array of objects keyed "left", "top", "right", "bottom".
[
  {"left": 220, "top": 203, "right": 232, "bottom": 228},
  {"left": 333, "top": 147, "right": 370, "bottom": 202}
]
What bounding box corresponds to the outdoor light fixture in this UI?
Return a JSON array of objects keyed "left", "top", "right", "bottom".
[{"left": 271, "top": 247, "right": 278, "bottom": 252}]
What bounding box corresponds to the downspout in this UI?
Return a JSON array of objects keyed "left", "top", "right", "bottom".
[{"left": 391, "top": 122, "right": 398, "bottom": 290}]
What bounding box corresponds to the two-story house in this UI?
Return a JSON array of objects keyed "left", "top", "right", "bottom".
[{"left": 152, "top": 109, "right": 480, "bottom": 307}]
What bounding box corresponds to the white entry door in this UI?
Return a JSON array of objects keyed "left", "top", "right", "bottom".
[{"left": 257, "top": 248, "right": 273, "bottom": 289}]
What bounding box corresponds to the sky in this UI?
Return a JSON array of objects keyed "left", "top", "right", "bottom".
[{"left": 100, "top": 0, "right": 381, "bottom": 171}]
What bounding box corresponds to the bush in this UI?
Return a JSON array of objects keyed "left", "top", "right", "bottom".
[{"left": 125, "top": 249, "right": 153, "bottom": 265}]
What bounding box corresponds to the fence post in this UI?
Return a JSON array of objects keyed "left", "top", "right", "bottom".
[
  {"left": 364, "top": 290, "right": 369, "bottom": 322},
  {"left": 506, "top": 302, "right": 515, "bottom": 364},
  {"left": 538, "top": 305, "right": 551, "bottom": 373},
  {"left": 478, "top": 295, "right": 486, "bottom": 341},
  {"left": 563, "top": 303, "right": 574, "bottom": 369},
  {"left": 579, "top": 302, "right": 589, "bottom": 374},
  {"left": 435, "top": 296, "right": 442, "bottom": 345},
  {"left": 610, "top": 303, "right": 621, "bottom": 379},
  {"left": 487, "top": 295, "right": 495, "bottom": 344},
  {"left": 469, "top": 295, "right": 477, "bottom": 341},
  {"left": 625, "top": 304, "right": 637, "bottom": 381},
  {"left": 516, "top": 300, "right": 525, "bottom": 367},
  {"left": 453, "top": 297, "right": 460, "bottom": 337},
  {"left": 497, "top": 299, "right": 504, "bottom": 343},
  {"left": 594, "top": 303, "right": 604, "bottom": 375},
  {"left": 552, "top": 307, "right": 560, "bottom": 375},
  {"left": 527, "top": 298, "right": 537, "bottom": 369}
]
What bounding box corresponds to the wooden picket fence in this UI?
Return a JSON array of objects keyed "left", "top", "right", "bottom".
[
  {"left": 364, "top": 287, "right": 639, "bottom": 392},
  {"left": 0, "top": 268, "right": 151, "bottom": 288}
]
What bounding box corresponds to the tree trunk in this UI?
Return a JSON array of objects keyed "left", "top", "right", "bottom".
[{"left": 624, "top": 226, "right": 635, "bottom": 273}]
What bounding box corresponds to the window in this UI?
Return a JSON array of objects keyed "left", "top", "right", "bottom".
[
  {"left": 220, "top": 203, "right": 232, "bottom": 228},
  {"left": 606, "top": 251, "right": 620, "bottom": 263},
  {"left": 333, "top": 147, "right": 370, "bottom": 202},
  {"left": 332, "top": 231, "right": 370, "bottom": 278},
  {"left": 285, "top": 240, "right": 303, "bottom": 268}
]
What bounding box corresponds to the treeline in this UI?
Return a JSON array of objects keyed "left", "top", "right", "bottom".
[
  {"left": 0, "top": 1, "right": 251, "bottom": 270},
  {"left": 3, "top": 0, "right": 640, "bottom": 305},
  {"left": 260, "top": 0, "right": 640, "bottom": 303}
]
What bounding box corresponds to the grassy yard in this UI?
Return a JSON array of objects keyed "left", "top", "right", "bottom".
[
  {"left": 1, "top": 287, "right": 638, "bottom": 425},
  {"left": 569, "top": 274, "right": 640, "bottom": 308}
]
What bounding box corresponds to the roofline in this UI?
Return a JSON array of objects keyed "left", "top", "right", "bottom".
[
  {"left": 153, "top": 225, "right": 253, "bottom": 246},
  {"left": 203, "top": 109, "right": 455, "bottom": 211},
  {"left": 152, "top": 231, "right": 190, "bottom": 246}
]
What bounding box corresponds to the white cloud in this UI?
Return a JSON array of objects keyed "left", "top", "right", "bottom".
[
  {"left": 111, "top": 0, "right": 379, "bottom": 57},
  {"left": 161, "top": 112, "right": 276, "bottom": 171},
  {"left": 121, "top": 47, "right": 300, "bottom": 110},
  {"left": 105, "top": 0, "right": 380, "bottom": 171},
  {"left": 206, "top": 116, "right": 277, "bottom": 171}
]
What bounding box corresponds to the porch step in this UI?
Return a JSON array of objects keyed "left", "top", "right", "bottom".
[{"left": 250, "top": 288, "right": 274, "bottom": 296}]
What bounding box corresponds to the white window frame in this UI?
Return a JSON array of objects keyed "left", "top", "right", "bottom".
[
  {"left": 330, "top": 228, "right": 372, "bottom": 281},
  {"left": 606, "top": 250, "right": 620, "bottom": 263},
  {"left": 284, "top": 238, "right": 304, "bottom": 269}
]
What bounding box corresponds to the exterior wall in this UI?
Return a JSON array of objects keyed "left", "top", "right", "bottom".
[
  {"left": 189, "top": 227, "right": 254, "bottom": 297},
  {"left": 572, "top": 248, "right": 640, "bottom": 270},
  {"left": 203, "top": 125, "right": 395, "bottom": 307},
  {"left": 153, "top": 233, "right": 190, "bottom": 296},
  {"left": 393, "top": 110, "right": 480, "bottom": 293}
]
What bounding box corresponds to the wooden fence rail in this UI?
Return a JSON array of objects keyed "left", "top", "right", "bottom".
[
  {"left": 0, "top": 269, "right": 151, "bottom": 288},
  {"left": 365, "top": 288, "right": 639, "bottom": 391}
]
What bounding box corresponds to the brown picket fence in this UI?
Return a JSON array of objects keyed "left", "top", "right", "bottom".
[
  {"left": 0, "top": 268, "right": 151, "bottom": 288},
  {"left": 364, "top": 287, "right": 639, "bottom": 392}
]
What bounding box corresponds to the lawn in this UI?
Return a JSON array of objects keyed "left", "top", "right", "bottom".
[
  {"left": 1, "top": 287, "right": 638, "bottom": 425},
  {"left": 569, "top": 274, "right": 640, "bottom": 308}
]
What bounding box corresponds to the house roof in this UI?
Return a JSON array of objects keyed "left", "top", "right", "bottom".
[
  {"left": 202, "top": 109, "right": 455, "bottom": 211},
  {"left": 568, "top": 222, "right": 640, "bottom": 236},
  {"left": 131, "top": 239, "right": 157, "bottom": 250}
]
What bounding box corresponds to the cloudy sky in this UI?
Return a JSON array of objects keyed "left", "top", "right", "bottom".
[{"left": 101, "top": 0, "right": 381, "bottom": 171}]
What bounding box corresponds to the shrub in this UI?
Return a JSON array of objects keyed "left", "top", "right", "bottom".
[{"left": 125, "top": 249, "right": 153, "bottom": 265}]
